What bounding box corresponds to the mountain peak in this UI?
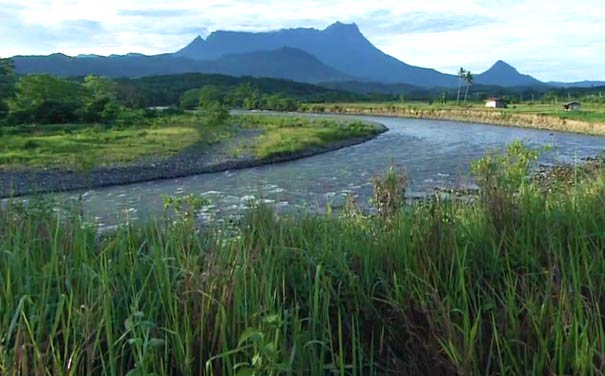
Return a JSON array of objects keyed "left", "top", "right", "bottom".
[
  {"left": 476, "top": 60, "right": 543, "bottom": 87},
  {"left": 324, "top": 21, "right": 360, "bottom": 34},
  {"left": 489, "top": 60, "right": 518, "bottom": 73}
]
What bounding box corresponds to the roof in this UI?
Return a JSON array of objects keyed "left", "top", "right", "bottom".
[
  {"left": 485, "top": 97, "right": 504, "bottom": 101},
  {"left": 564, "top": 101, "right": 581, "bottom": 105}
]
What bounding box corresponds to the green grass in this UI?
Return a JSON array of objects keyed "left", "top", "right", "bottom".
[
  {"left": 0, "top": 113, "right": 380, "bottom": 170},
  {"left": 234, "top": 115, "right": 381, "bottom": 159},
  {"left": 2, "top": 147, "right": 605, "bottom": 374},
  {"left": 309, "top": 101, "right": 605, "bottom": 124},
  {"left": 0, "top": 115, "right": 225, "bottom": 169}
]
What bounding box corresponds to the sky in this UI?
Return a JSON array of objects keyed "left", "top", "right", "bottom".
[{"left": 1, "top": 0, "right": 604, "bottom": 82}]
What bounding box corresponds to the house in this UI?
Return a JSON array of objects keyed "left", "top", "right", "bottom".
[
  {"left": 563, "top": 101, "right": 581, "bottom": 111},
  {"left": 485, "top": 98, "right": 506, "bottom": 108}
]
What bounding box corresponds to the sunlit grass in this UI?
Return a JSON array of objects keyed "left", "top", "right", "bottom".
[
  {"left": 0, "top": 113, "right": 381, "bottom": 170},
  {"left": 310, "top": 101, "right": 605, "bottom": 125},
  {"left": 235, "top": 114, "right": 381, "bottom": 159}
]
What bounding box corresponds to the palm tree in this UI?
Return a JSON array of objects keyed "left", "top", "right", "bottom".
[
  {"left": 456, "top": 67, "right": 466, "bottom": 104},
  {"left": 463, "top": 71, "right": 474, "bottom": 103}
]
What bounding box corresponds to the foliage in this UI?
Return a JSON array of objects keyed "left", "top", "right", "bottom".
[
  {"left": 162, "top": 193, "right": 210, "bottom": 228},
  {"left": 244, "top": 116, "right": 380, "bottom": 159},
  {"left": 372, "top": 164, "right": 407, "bottom": 218},
  {"left": 0, "top": 114, "right": 374, "bottom": 169},
  {"left": 0, "top": 58, "right": 17, "bottom": 120},
  {"left": 6, "top": 75, "right": 83, "bottom": 124},
  {"left": 0, "top": 116, "right": 203, "bottom": 169},
  {"left": 5, "top": 74, "right": 122, "bottom": 125},
  {"left": 471, "top": 141, "right": 547, "bottom": 231},
  {"left": 204, "top": 101, "right": 230, "bottom": 127},
  {"left": 116, "top": 72, "right": 364, "bottom": 109},
  {"left": 179, "top": 88, "right": 203, "bottom": 110},
  {"left": 81, "top": 75, "right": 121, "bottom": 123},
  {"left": 3, "top": 150, "right": 605, "bottom": 374}
]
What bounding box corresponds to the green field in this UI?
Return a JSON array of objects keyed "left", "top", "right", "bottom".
[
  {"left": 0, "top": 113, "right": 380, "bottom": 170},
  {"left": 0, "top": 115, "right": 226, "bottom": 169},
  {"left": 2, "top": 147, "right": 605, "bottom": 374},
  {"left": 235, "top": 115, "right": 381, "bottom": 159},
  {"left": 305, "top": 101, "right": 605, "bottom": 124}
]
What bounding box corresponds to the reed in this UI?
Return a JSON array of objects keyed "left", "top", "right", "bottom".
[{"left": 1, "top": 146, "right": 605, "bottom": 375}]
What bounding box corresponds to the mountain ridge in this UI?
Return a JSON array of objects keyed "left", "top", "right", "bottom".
[{"left": 10, "top": 21, "right": 590, "bottom": 89}]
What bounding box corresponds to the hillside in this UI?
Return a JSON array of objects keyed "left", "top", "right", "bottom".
[{"left": 475, "top": 60, "right": 545, "bottom": 87}]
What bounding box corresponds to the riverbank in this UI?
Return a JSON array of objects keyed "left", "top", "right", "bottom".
[
  {"left": 0, "top": 115, "right": 386, "bottom": 197},
  {"left": 301, "top": 103, "right": 605, "bottom": 135}
]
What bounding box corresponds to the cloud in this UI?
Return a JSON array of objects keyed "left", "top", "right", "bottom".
[
  {"left": 118, "top": 9, "right": 191, "bottom": 17},
  {"left": 0, "top": 0, "right": 603, "bottom": 81},
  {"left": 362, "top": 11, "right": 494, "bottom": 34}
]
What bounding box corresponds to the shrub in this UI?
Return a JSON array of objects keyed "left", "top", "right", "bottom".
[
  {"left": 471, "top": 141, "right": 545, "bottom": 230},
  {"left": 372, "top": 164, "right": 407, "bottom": 218}
]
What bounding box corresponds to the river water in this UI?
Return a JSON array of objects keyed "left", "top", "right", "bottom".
[{"left": 52, "top": 115, "right": 605, "bottom": 227}]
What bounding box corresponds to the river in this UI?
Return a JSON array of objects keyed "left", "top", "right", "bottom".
[{"left": 50, "top": 115, "right": 605, "bottom": 227}]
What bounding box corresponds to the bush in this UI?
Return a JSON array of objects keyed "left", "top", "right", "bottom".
[
  {"left": 471, "top": 141, "right": 545, "bottom": 230},
  {"left": 204, "top": 102, "right": 230, "bottom": 127},
  {"left": 372, "top": 165, "right": 407, "bottom": 218}
]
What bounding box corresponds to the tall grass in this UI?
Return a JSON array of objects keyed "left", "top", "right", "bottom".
[{"left": 2, "top": 147, "right": 605, "bottom": 374}]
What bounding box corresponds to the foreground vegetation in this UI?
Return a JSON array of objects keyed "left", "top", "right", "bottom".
[{"left": 2, "top": 145, "right": 605, "bottom": 374}]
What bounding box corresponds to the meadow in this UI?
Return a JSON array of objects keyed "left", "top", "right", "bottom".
[
  {"left": 303, "top": 101, "right": 605, "bottom": 128},
  {"left": 236, "top": 114, "right": 382, "bottom": 159},
  {"left": 2, "top": 145, "right": 605, "bottom": 375},
  {"left": 0, "top": 113, "right": 380, "bottom": 170}
]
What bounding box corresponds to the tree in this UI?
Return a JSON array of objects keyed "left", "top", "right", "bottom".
[
  {"left": 0, "top": 58, "right": 17, "bottom": 119},
  {"left": 230, "top": 82, "right": 262, "bottom": 109},
  {"left": 9, "top": 74, "right": 85, "bottom": 124},
  {"left": 82, "top": 75, "right": 120, "bottom": 122},
  {"left": 204, "top": 101, "right": 229, "bottom": 127},
  {"left": 198, "top": 85, "right": 224, "bottom": 109},
  {"left": 180, "top": 88, "right": 202, "bottom": 110},
  {"left": 456, "top": 67, "right": 466, "bottom": 104},
  {"left": 463, "top": 71, "right": 474, "bottom": 103},
  {"left": 83, "top": 75, "right": 117, "bottom": 100}
]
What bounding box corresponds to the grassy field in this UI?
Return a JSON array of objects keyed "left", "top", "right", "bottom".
[
  {"left": 0, "top": 113, "right": 380, "bottom": 170},
  {"left": 235, "top": 115, "right": 382, "bottom": 159},
  {"left": 0, "top": 115, "right": 228, "bottom": 169},
  {"left": 304, "top": 101, "right": 605, "bottom": 125},
  {"left": 2, "top": 146, "right": 605, "bottom": 374}
]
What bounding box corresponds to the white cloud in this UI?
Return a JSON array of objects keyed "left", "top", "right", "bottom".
[{"left": 1, "top": 0, "right": 604, "bottom": 81}]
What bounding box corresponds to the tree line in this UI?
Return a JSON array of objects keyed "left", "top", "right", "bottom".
[
  {"left": 1, "top": 58, "right": 123, "bottom": 125},
  {"left": 0, "top": 59, "right": 368, "bottom": 126}
]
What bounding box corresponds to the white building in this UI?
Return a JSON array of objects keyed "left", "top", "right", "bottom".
[{"left": 485, "top": 98, "right": 506, "bottom": 108}]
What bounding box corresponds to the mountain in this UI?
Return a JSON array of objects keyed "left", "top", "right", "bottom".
[
  {"left": 13, "top": 53, "right": 200, "bottom": 77},
  {"left": 13, "top": 48, "right": 350, "bottom": 83},
  {"left": 196, "top": 47, "right": 351, "bottom": 83},
  {"left": 548, "top": 80, "right": 605, "bottom": 88},
  {"left": 319, "top": 80, "right": 426, "bottom": 95},
  {"left": 475, "top": 60, "right": 544, "bottom": 87},
  {"left": 177, "top": 22, "right": 458, "bottom": 87},
  {"left": 12, "top": 22, "right": 567, "bottom": 89}
]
